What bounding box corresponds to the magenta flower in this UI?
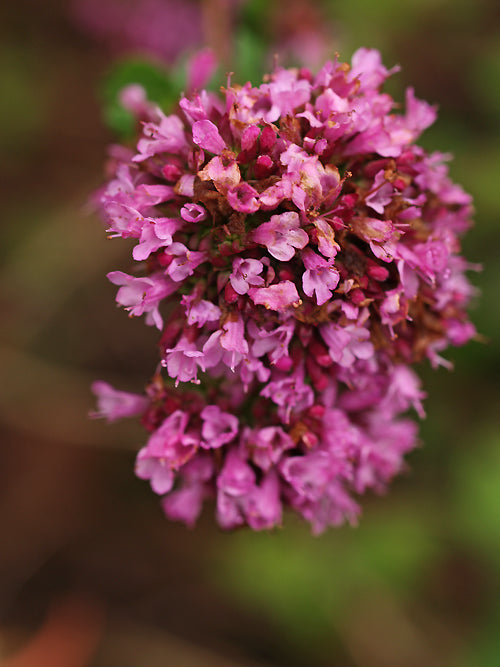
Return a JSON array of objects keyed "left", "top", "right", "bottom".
[
  {"left": 164, "top": 243, "right": 207, "bottom": 282},
  {"left": 230, "top": 258, "right": 265, "bottom": 295},
  {"left": 163, "top": 336, "right": 204, "bottom": 386},
  {"left": 135, "top": 410, "right": 198, "bottom": 483},
  {"left": 192, "top": 120, "right": 227, "bottom": 154},
  {"left": 93, "top": 49, "right": 477, "bottom": 533},
  {"left": 242, "top": 426, "right": 294, "bottom": 472},
  {"left": 182, "top": 293, "right": 221, "bottom": 327},
  {"left": 200, "top": 405, "right": 239, "bottom": 449},
  {"left": 252, "top": 212, "right": 309, "bottom": 261},
  {"left": 248, "top": 280, "right": 302, "bottom": 311},
  {"left": 90, "top": 381, "right": 149, "bottom": 422},
  {"left": 302, "top": 248, "right": 340, "bottom": 305},
  {"left": 107, "top": 271, "right": 177, "bottom": 329}
]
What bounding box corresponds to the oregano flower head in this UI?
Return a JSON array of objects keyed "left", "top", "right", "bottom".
[{"left": 93, "top": 49, "right": 477, "bottom": 533}]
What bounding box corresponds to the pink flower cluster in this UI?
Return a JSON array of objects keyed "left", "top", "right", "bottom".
[{"left": 93, "top": 49, "right": 477, "bottom": 533}]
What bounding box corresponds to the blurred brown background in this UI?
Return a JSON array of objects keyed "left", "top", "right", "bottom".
[{"left": 1, "top": 0, "right": 499, "bottom": 665}]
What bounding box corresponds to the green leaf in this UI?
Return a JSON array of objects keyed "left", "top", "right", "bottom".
[
  {"left": 452, "top": 429, "right": 500, "bottom": 561},
  {"left": 234, "top": 26, "right": 269, "bottom": 84},
  {"left": 100, "top": 58, "right": 177, "bottom": 138}
]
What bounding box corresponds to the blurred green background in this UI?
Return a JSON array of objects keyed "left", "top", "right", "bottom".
[{"left": 0, "top": 0, "right": 499, "bottom": 665}]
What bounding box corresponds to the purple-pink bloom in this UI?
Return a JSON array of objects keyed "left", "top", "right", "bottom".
[
  {"left": 311, "top": 217, "right": 340, "bottom": 259},
  {"left": 302, "top": 248, "right": 340, "bottom": 305},
  {"left": 351, "top": 216, "right": 394, "bottom": 244},
  {"left": 295, "top": 482, "right": 360, "bottom": 535},
  {"left": 252, "top": 212, "right": 309, "bottom": 261},
  {"left": 119, "top": 84, "right": 154, "bottom": 117},
  {"left": 220, "top": 314, "right": 249, "bottom": 370},
  {"left": 217, "top": 449, "right": 256, "bottom": 496},
  {"left": 133, "top": 217, "right": 184, "bottom": 261},
  {"left": 135, "top": 410, "right": 198, "bottom": 486},
  {"left": 161, "top": 481, "right": 206, "bottom": 528},
  {"left": 200, "top": 405, "right": 239, "bottom": 448},
  {"left": 90, "top": 381, "right": 148, "bottom": 422},
  {"left": 260, "top": 365, "right": 314, "bottom": 422},
  {"left": 107, "top": 271, "right": 176, "bottom": 329},
  {"left": 248, "top": 320, "right": 294, "bottom": 364},
  {"left": 320, "top": 322, "right": 374, "bottom": 367},
  {"left": 350, "top": 47, "right": 400, "bottom": 92},
  {"left": 226, "top": 182, "right": 260, "bottom": 213},
  {"left": 365, "top": 170, "right": 394, "bottom": 214},
  {"left": 216, "top": 450, "right": 256, "bottom": 529},
  {"left": 94, "top": 48, "right": 478, "bottom": 534},
  {"left": 198, "top": 153, "right": 241, "bottom": 193},
  {"left": 164, "top": 243, "right": 207, "bottom": 282},
  {"left": 243, "top": 426, "right": 294, "bottom": 471},
  {"left": 163, "top": 336, "right": 204, "bottom": 385},
  {"left": 182, "top": 293, "right": 221, "bottom": 327},
  {"left": 192, "top": 120, "right": 227, "bottom": 154},
  {"left": 281, "top": 450, "right": 340, "bottom": 501},
  {"left": 248, "top": 281, "right": 301, "bottom": 311},
  {"left": 266, "top": 68, "right": 311, "bottom": 119},
  {"left": 134, "top": 111, "right": 188, "bottom": 161},
  {"left": 135, "top": 452, "right": 175, "bottom": 495},
  {"left": 230, "top": 257, "right": 265, "bottom": 295},
  {"left": 186, "top": 48, "right": 217, "bottom": 94},
  {"left": 180, "top": 203, "right": 206, "bottom": 223},
  {"left": 245, "top": 470, "right": 282, "bottom": 530}
]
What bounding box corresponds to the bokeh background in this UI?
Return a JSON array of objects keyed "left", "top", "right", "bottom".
[{"left": 1, "top": 0, "right": 499, "bottom": 665}]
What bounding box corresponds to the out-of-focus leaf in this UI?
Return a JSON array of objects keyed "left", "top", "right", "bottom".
[
  {"left": 458, "top": 600, "right": 500, "bottom": 667},
  {"left": 234, "top": 27, "right": 269, "bottom": 84},
  {"left": 0, "top": 46, "right": 47, "bottom": 157},
  {"left": 213, "top": 502, "right": 439, "bottom": 660},
  {"left": 100, "top": 59, "right": 177, "bottom": 138},
  {"left": 452, "top": 429, "right": 500, "bottom": 562},
  {"left": 471, "top": 40, "right": 500, "bottom": 122}
]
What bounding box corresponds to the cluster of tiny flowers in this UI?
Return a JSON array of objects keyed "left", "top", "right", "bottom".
[{"left": 93, "top": 49, "right": 477, "bottom": 533}]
